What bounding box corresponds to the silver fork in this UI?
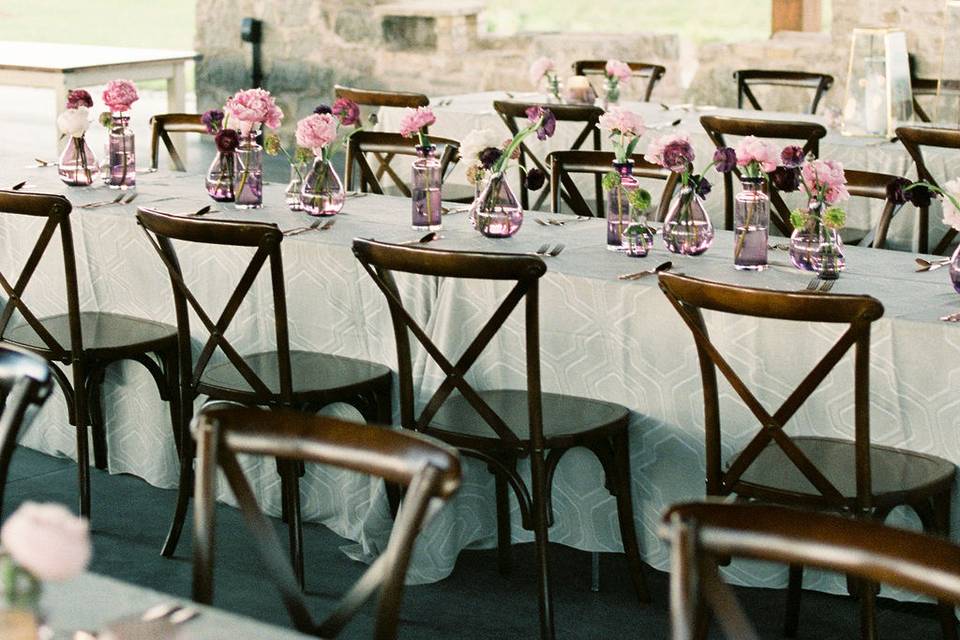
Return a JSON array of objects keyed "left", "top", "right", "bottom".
[
  {"left": 941, "top": 311, "right": 960, "bottom": 322},
  {"left": 548, "top": 243, "right": 565, "bottom": 257},
  {"left": 819, "top": 279, "right": 836, "bottom": 292},
  {"left": 804, "top": 276, "right": 821, "bottom": 291},
  {"left": 533, "top": 243, "right": 550, "bottom": 255}
]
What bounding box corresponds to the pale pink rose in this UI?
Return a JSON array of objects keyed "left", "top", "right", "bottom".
[
  {"left": 102, "top": 80, "right": 139, "bottom": 113},
  {"left": 605, "top": 59, "right": 632, "bottom": 82},
  {"left": 734, "top": 136, "right": 779, "bottom": 173},
  {"left": 646, "top": 132, "right": 693, "bottom": 172},
  {"left": 802, "top": 159, "right": 849, "bottom": 205},
  {"left": 943, "top": 178, "right": 960, "bottom": 231},
  {"left": 1, "top": 502, "right": 90, "bottom": 582},
  {"left": 224, "top": 88, "right": 284, "bottom": 135},
  {"left": 598, "top": 107, "right": 646, "bottom": 137},
  {"left": 295, "top": 113, "right": 338, "bottom": 155},
  {"left": 529, "top": 57, "right": 556, "bottom": 85},
  {"left": 398, "top": 107, "right": 436, "bottom": 138}
]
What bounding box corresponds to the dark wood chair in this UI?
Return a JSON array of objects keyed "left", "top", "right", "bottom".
[
  {"left": 699, "top": 115, "right": 827, "bottom": 233},
  {"left": 353, "top": 239, "right": 649, "bottom": 640},
  {"left": 191, "top": 404, "right": 460, "bottom": 640},
  {"left": 149, "top": 113, "right": 207, "bottom": 171},
  {"left": 658, "top": 272, "right": 957, "bottom": 640},
  {"left": 896, "top": 125, "right": 960, "bottom": 254},
  {"left": 572, "top": 60, "right": 666, "bottom": 102},
  {"left": 333, "top": 85, "right": 429, "bottom": 130},
  {"left": 137, "top": 209, "right": 393, "bottom": 585},
  {"left": 0, "top": 344, "right": 52, "bottom": 513},
  {"left": 494, "top": 100, "right": 604, "bottom": 212},
  {"left": 547, "top": 149, "right": 679, "bottom": 221},
  {"left": 910, "top": 76, "right": 960, "bottom": 124},
  {"left": 663, "top": 501, "right": 960, "bottom": 640},
  {"left": 734, "top": 69, "right": 834, "bottom": 115},
  {"left": 846, "top": 169, "right": 909, "bottom": 249},
  {"left": 0, "top": 191, "right": 180, "bottom": 520},
  {"left": 344, "top": 131, "right": 460, "bottom": 197}
]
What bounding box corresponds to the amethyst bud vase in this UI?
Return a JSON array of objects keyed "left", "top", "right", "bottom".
[
  {"left": 106, "top": 114, "right": 136, "bottom": 190},
  {"left": 58, "top": 137, "right": 99, "bottom": 187},
  {"left": 411, "top": 145, "right": 442, "bottom": 231},
  {"left": 233, "top": 133, "right": 263, "bottom": 209},
  {"left": 470, "top": 172, "right": 523, "bottom": 238},
  {"left": 662, "top": 186, "right": 714, "bottom": 256},
  {"left": 300, "top": 154, "right": 345, "bottom": 217},
  {"left": 950, "top": 244, "right": 960, "bottom": 294},
  {"left": 205, "top": 128, "right": 240, "bottom": 202},
  {"left": 605, "top": 161, "right": 637, "bottom": 251},
  {"left": 733, "top": 177, "right": 769, "bottom": 270}
]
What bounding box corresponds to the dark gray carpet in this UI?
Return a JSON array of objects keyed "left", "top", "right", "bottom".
[{"left": 5, "top": 448, "right": 945, "bottom": 639}]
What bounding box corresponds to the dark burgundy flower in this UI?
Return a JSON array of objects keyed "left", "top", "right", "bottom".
[
  {"left": 215, "top": 128, "right": 240, "bottom": 154},
  {"left": 313, "top": 104, "right": 333, "bottom": 115},
  {"left": 479, "top": 146, "right": 502, "bottom": 170},
  {"left": 663, "top": 139, "right": 695, "bottom": 173},
  {"left": 770, "top": 166, "right": 801, "bottom": 193},
  {"left": 780, "top": 145, "right": 805, "bottom": 168},
  {"left": 713, "top": 147, "right": 736, "bottom": 173},
  {"left": 692, "top": 174, "right": 711, "bottom": 198},
  {"left": 525, "top": 106, "right": 556, "bottom": 140},
  {"left": 66, "top": 89, "right": 93, "bottom": 110},
  {"left": 525, "top": 168, "right": 546, "bottom": 191},
  {"left": 907, "top": 183, "right": 933, "bottom": 208},
  {"left": 331, "top": 98, "right": 360, "bottom": 126},
  {"left": 201, "top": 109, "right": 224, "bottom": 134},
  {"left": 885, "top": 177, "right": 912, "bottom": 205}
]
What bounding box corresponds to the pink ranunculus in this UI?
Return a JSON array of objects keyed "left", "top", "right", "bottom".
[
  {"left": 598, "top": 107, "right": 646, "bottom": 137},
  {"left": 646, "top": 132, "right": 694, "bottom": 172},
  {"left": 399, "top": 106, "right": 436, "bottom": 138},
  {"left": 66, "top": 89, "right": 93, "bottom": 110},
  {"left": 605, "top": 59, "right": 632, "bottom": 82},
  {"left": 331, "top": 97, "right": 360, "bottom": 127},
  {"left": 224, "top": 88, "right": 284, "bottom": 135},
  {"left": 529, "top": 56, "right": 556, "bottom": 85},
  {"left": 102, "top": 79, "right": 139, "bottom": 113},
  {"left": 295, "top": 113, "right": 338, "bottom": 155},
  {"left": 802, "top": 159, "right": 849, "bottom": 205},
  {"left": 1, "top": 502, "right": 90, "bottom": 582},
  {"left": 734, "top": 136, "right": 779, "bottom": 173}
]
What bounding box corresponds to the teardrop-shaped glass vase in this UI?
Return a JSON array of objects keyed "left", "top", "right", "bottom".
[{"left": 470, "top": 172, "right": 523, "bottom": 238}]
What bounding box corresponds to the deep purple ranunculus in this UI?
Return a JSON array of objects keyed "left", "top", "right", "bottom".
[
  {"left": 331, "top": 98, "right": 360, "bottom": 126},
  {"left": 907, "top": 182, "right": 933, "bottom": 208},
  {"left": 692, "top": 174, "right": 712, "bottom": 198},
  {"left": 66, "top": 89, "right": 93, "bottom": 110},
  {"left": 314, "top": 104, "right": 333, "bottom": 115},
  {"left": 201, "top": 109, "right": 224, "bottom": 134},
  {"left": 479, "top": 146, "right": 503, "bottom": 170},
  {"left": 525, "top": 106, "right": 556, "bottom": 140},
  {"left": 780, "top": 145, "right": 805, "bottom": 168},
  {"left": 713, "top": 147, "right": 736, "bottom": 173},
  {"left": 885, "top": 177, "right": 912, "bottom": 205},
  {"left": 214, "top": 128, "right": 240, "bottom": 154},
  {"left": 662, "top": 139, "right": 695, "bottom": 173},
  {"left": 525, "top": 168, "right": 546, "bottom": 191},
  {"left": 770, "top": 166, "right": 801, "bottom": 193}
]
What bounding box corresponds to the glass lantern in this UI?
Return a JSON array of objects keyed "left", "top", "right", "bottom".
[{"left": 841, "top": 28, "right": 913, "bottom": 137}]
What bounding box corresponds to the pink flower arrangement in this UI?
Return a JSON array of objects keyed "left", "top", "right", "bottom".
[
  {"left": 646, "top": 132, "right": 694, "bottom": 173},
  {"left": 1, "top": 502, "right": 91, "bottom": 582},
  {"left": 801, "top": 159, "right": 849, "bottom": 205},
  {"left": 295, "top": 113, "right": 339, "bottom": 156},
  {"left": 598, "top": 107, "right": 645, "bottom": 137},
  {"left": 529, "top": 56, "right": 556, "bottom": 84},
  {"left": 331, "top": 97, "right": 360, "bottom": 127},
  {"left": 734, "top": 136, "right": 779, "bottom": 175},
  {"left": 605, "top": 59, "right": 632, "bottom": 82},
  {"left": 66, "top": 89, "right": 93, "bottom": 110},
  {"left": 102, "top": 79, "right": 139, "bottom": 113},
  {"left": 224, "top": 88, "right": 283, "bottom": 135},
  {"left": 399, "top": 106, "right": 436, "bottom": 138}
]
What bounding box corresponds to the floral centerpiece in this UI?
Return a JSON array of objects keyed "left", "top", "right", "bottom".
[
  {"left": 598, "top": 107, "right": 651, "bottom": 251},
  {"left": 530, "top": 57, "right": 561, "bottom": 103},
  {"left": 223, "top": 88, "right": 284, "bottom": 208},
  {"left": 200, "top": 108, "right": 241, "bottom": 202},
  {"left": 295, "top": 101, "right": 360, "bottom": 217},
  {"left": 468, "top": 106, "right": 554, "bottom": 238},
  {"left": 602, "top": 59, "right": 632, "bottom": 107},
  {"left": 100, "top": 80, "right": 139, "bottom": 189},
  {"left": 460, "top": 128, "right": 503, "bottom": 197},
  {"left": 886, "top": 177, "right": 960, "bottom": 291},
  {"left": 730, "top": 136, "right": 778, "bottom": 270},
  {"left": 399, "top": 107, "right": 443, "bottom": 230},
  {"left": 56, "top": 90, "right": 99, "bottom": 187}
]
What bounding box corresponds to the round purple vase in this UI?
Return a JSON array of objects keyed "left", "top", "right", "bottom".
[{"left": 412, "top": 145, "right": 442, "bottom": 231}]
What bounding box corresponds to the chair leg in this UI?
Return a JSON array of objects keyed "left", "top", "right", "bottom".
[
  {"left": 529, "top": 449, "right": 555, "bottom": 640},
  {"left": 611, "top": 432, "right": 650, "bottom": 604},
  {"left": 279, "top": 460, "right": 305, "bottom": 589},
  {"left": 784, "top": 564, "right": 803, "bottom": 637},
  {"left": 860, "top": 579, "right": 879, "bottom": 640},
  {"left": 86, "top": 364, "right": 108, "bottom": 471},
  {"left": 933, "top": 491, "right": 959, "bottom": 640},
  {"left": 73, "top": 364, "right": 91, "bottom": 519},
  {"left": 161, "top": 434, "right": 193, "bottom": 558},
  {"left": 495, "top": 470, "right": 512, "bottom": 576}
]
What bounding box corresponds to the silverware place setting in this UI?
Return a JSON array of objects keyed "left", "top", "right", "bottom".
[
  {"left": 73, "top": 600, "right": 200, "bottom": 639},
  {"left": 27, "top": 158, "right": 57, "bottom": 168},
  {"left": 534, "top": 216, "right": 589, "bottom": 227},
  {"left": 442, "top": 206, "right": 471, "bottom": 215},
  {"left": 802, "top": 276, "right": 836, "bottom": 292},
  {"left": 400, "top": 231, "right": 443, "bottom": 245},
  {"left": 284, "top": 218, "right": 336, "bottom": 236},
  {"left": 532, "top": 243, "right": 564, "bottom": 257},
  {"left": 916, "top": 256, "right": 952, "bottom": 272},
  {"left": 941, "top": 310, "right": 960, "bottom": 322},
  {"left": 80, "top": 192, "right": 137, "bottom": 209},
  {"left": 619, "top": 260, "right": 673, "bottom": 280},
  {"left": 767, "top": 243, "right": 790, "bottom": 251}
]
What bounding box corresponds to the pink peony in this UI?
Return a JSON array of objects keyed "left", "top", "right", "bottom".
[
  {"left": 102, "top": 79, "right": 139, "bottom": 113},
  {"left": 605, "top": 59, "right": 632, "bottom": 82},
  {"left": 1, "top": 502, "right": 90, "bottom": 582},
  {"left": 734, "top": 136, "right": 779, "bottom": 173},
  {"left": 224, "top": 88, "right": 283, "bottom": 135},
  {"left": 399, "top": 106, "right": 436, "bottom": 138},
  {"left": 646, "top": 132, "right": 694, "bottom": 172},
  {"left": 529, "top": 56, "right": 556, "bottom": 85},
  {"left": 598, "top": 107, "right": 645, "bottom": 137},
  {"left": 66, "top": 89, "right": 93, "bottom": 110},
  {"left": 802, "top": 159, "right": 849, "bottom": 205},
  {"left": 295, "top": 113, "right": 338, "bottom": 155},
  {"left": 331, "top": 97, "right": 360, "bottom": 127}
]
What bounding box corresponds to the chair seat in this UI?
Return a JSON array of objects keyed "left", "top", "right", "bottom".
[
  {"left": 734, "top": 436, "right": 956, "bottom": 508},
  {"left": 198, "top": 350, "right": 391, "bottom": 401},
  {"left": 3, "top": 312, "right": 177, "bottom": 358},
  {"left": 424, "top": 389, "right": 630, "bottom": 450}
]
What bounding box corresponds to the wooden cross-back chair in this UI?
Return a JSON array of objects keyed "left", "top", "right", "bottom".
[
  {"left": 353, "top": 239, "right": 649, "bottom": 640},
  {"left": 0, "top": 344, "right": 52, "bottom": 514},
  {"left": 662, "top": 501, "right": 960, "bottom": 640},
  {"left": 344, "top": 131, "right": 460, "bottom": 196},
  {"left": 137, "top": 209, "right": 392, "bottom": 584},
  {"left": 910, "top": 76, "right": 960, "bottom": 124},
  {"left": 547, "top": 150, "right": 679, "bottom": 221},
  {"left": 149, "top": 113, "right": 207, "bottom": 171},
  {"left": 333, "top": 85, "right": 429, "bottom": 128},
  {"left": 734, "top": 69, "right": 834, "bottom": 115},
  {"left": 571, "top": 60, "right": 667, "bottom": 102},
  {"left": 191, "top": 404, "right": 461, "bottom": 640},
  {"left": 699, "top": 115, "right": 827, "bottom": 234},
  {"left": 846, "top": 169, "right": 909, "bottom": 249},
  {"left": 896, "top": 125, "right": 960, "bottom": 255},
  {"left": 658, "top": 272, "right": 956, "bottom": 640},
  {"left": 0, "top": 191, "right": 179, "bottom": 521},
  {"left": 494, "top": 101, "right": 604, "bottom": 212}
]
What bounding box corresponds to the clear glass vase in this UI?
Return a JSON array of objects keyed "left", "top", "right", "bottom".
[
  {"left": 603, "top": 77, "right": 620, "bottom": 108},
  {"left": 733, "top": 177, "right": 769, "bottom": 270},
  {"left": 106, "top": 113, "right": 135, "bottom": 190},
  {"left": 233, "top": 134, "right": 263, "bottom": 209},
  {"left": 606, "top": 161, "right": 636, "bottom": 251},
  {"left": 789, "top": 202, "right": 845, "bottom": 273},
  {"left": 286, "top": 163, "right": 306, "bottom": 211},
  {"left": 412, "top": 145, "right": 442, "bottom": 231},
  {"left": 662, "top": 187, "right": 714, "bottom": 256},
  {"left": 58, "top": 136, "right": 99, "bottom": 187},
  {"left": 205, "top": 152, "right": 236, "bottom": 202},
  {"left": 813, "top": 226, "right": 845, "bottom": 277},
  {"left": 300, "top": 156, "right": 345, "bottom": 217},
  {"left": 950, "top": 244, "right": 960, "bottom": 294},
  {"left": 470, "top": 172, "right": 523, "bottom": 238},
  {"left": 622, "top": 221, "right": 655, "bottom": 257}
]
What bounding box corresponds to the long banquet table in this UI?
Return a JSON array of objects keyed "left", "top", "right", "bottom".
[{"left": 2, "top": 157, "right": 960, "bottom": 598}]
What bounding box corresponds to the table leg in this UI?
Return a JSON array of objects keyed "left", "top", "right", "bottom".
[
  {"left": 54, "top": 77, "right": 68, "bottom": 155},
  {"left": 166, "top": 63, "right": 187, "bottom": 169}
]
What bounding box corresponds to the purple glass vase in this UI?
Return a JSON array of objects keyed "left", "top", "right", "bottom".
[
  {"left": 470, "top": 172, "right": 523, "bottom": 238},
  {"left": 107, "top": 113, "right": 135, "bottom": 190},
  {"left": 205, "top": 152, "right": 236, "bottom": 202},
  {"left": 950, "top": 245, "right": 960, "bottom": 294},
  {"left": 623, "top": 221, "right": 655, "bottom": 257},
  {"left": 300, "top": 156, "right": 345, "bottom": 216},
  {"left": 789, "top": 201, "right": 844, "bottom": 273},
  {"left": 606, "top": 161, "right": 636, "bottom": 251},
  {"left": 662, "top": 187, "right": 714, "bottom": 256},
  {"left": 58, "top": 136, "right": 99, "bottom": 187},
  {"left": 233, "top": 133, "right": 263, "bottom": 209},
  {"left": 412, "top": 145, "right": 442, "bottom": 231},
  {"left": 733, "top": 177, "right": 769, "bottom": 270}
]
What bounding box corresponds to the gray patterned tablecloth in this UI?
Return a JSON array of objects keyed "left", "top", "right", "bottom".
[{"left": 2, "top": 157, "right": 959, "bottom": 600}]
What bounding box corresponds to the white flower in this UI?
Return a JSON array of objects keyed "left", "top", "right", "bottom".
[
  {"left": 1, "top": 502, "right": 91, "bottom": 582},
  {"left": 943, "top": 178, "right": 960, "bottom": 231},
  {"left": 460, "top": 128, "right": 501, "bottom": 164},
  {"left": 57, "top": 107, "right": 90, "bottom": 138}
]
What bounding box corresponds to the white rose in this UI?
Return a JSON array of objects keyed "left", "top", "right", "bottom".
[
  {"left": 57, "top": 107, "right": 90, "bottom": 138},
  {"left": 943, "top": 178, "right": 960, "bottom": 231},
  {"left": 460, "top": 128, "right": 501, "bottom": 163},
  {"left": 1, "top": 502, "right": 91, "bottom": 582}
]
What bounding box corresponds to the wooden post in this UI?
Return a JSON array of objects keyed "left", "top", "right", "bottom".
[{"left": 772, "top": 0, "right": 822, "bottom": 34}]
